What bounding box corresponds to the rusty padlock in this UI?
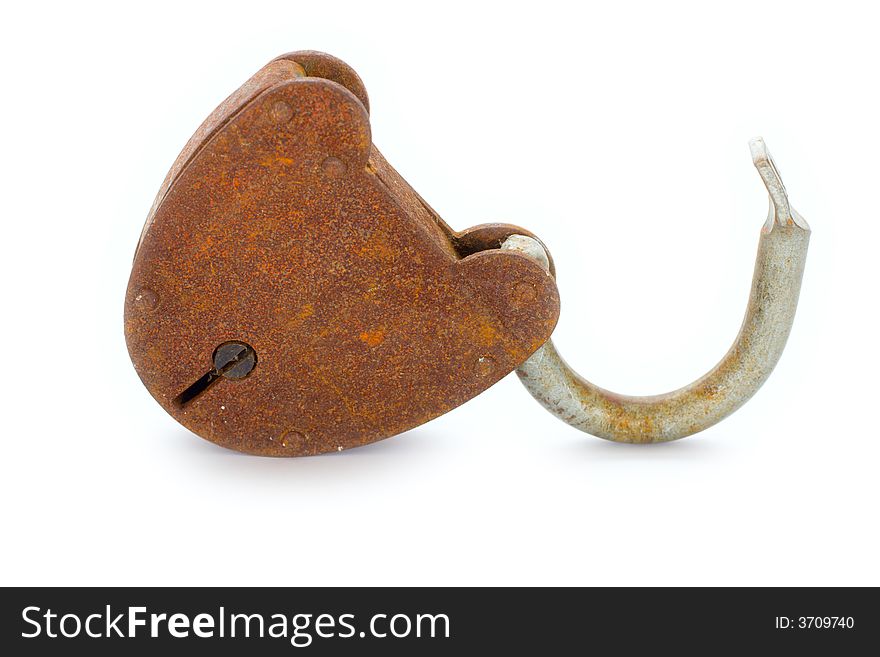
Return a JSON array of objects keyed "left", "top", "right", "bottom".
[
  {"left": 125, "top": 51, "right": 561, "bottom": 456},
  {"left": 127, "top": 51, "right": 810, "bottom": 455}
]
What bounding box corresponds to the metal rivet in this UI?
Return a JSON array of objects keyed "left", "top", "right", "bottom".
[
  {"left": 511, "top": 281, "right": 537, "bottom": 307},
  {"left": 133, "top": 287, "right": 158, "bottom": 309},
  {"left": 269, "top": 100, "right": 293, "bottom": 123},
  {"left": 321, "top": 156, "right": 346, "bottom": 178},
  {"left": 278, "top": 429, "right": 306, "bottom": 448},
  {"left": 475, "top": 355, "right": 496, "bottom": 376}
]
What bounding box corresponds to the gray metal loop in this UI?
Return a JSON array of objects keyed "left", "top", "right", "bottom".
[{"left": 504, "top": 139, "right": 810, "bottom": 442}]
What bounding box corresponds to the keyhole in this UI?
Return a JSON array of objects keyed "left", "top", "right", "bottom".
[{"left": 173, "top": 341, "right": 257, "bottom": 407}]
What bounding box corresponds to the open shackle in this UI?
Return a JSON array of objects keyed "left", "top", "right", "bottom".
[{"left": 503, "top": 138, "right": 810, "bottom": 443}]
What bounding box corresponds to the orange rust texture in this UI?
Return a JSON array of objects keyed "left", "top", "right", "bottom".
[{"left": 125, "top": 52, "right": 560, "bottom": 456}]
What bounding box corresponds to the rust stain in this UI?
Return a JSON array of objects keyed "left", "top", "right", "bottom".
[
  {"left": 260, "top": 154, "right": 295, "bottom": 167},
  {"left": 477, "top": 317, "right": 499, "bottom": 347},
  {"left": 359, "top": 329, "right": 385, "bottom": 347},
  {"left": 125, "top": 51, "right": 560, "bottom": 456}
]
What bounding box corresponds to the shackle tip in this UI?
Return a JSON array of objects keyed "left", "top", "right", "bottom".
[{"left": 749, "top": 137, "right": 800, "bottom": 228}]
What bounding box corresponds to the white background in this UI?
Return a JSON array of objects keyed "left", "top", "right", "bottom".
[{"left": 2, "top": 0, "right": 878, "bottom": 586}]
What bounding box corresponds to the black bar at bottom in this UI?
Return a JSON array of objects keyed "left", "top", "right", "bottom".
[{"left": 1, "top": 587, "right": 876, "bottom": 654}]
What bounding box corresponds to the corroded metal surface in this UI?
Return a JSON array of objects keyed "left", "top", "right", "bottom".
[
  {"left": 509, "top": 139, "right": 809, "bottom": 442},
  {"left": 125, "top": 52, "right": 560, "bottom": 456}
]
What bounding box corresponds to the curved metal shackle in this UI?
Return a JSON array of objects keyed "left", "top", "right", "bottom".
[{"left": 504, "top": 139, "right": 810, "bottom": 443}]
